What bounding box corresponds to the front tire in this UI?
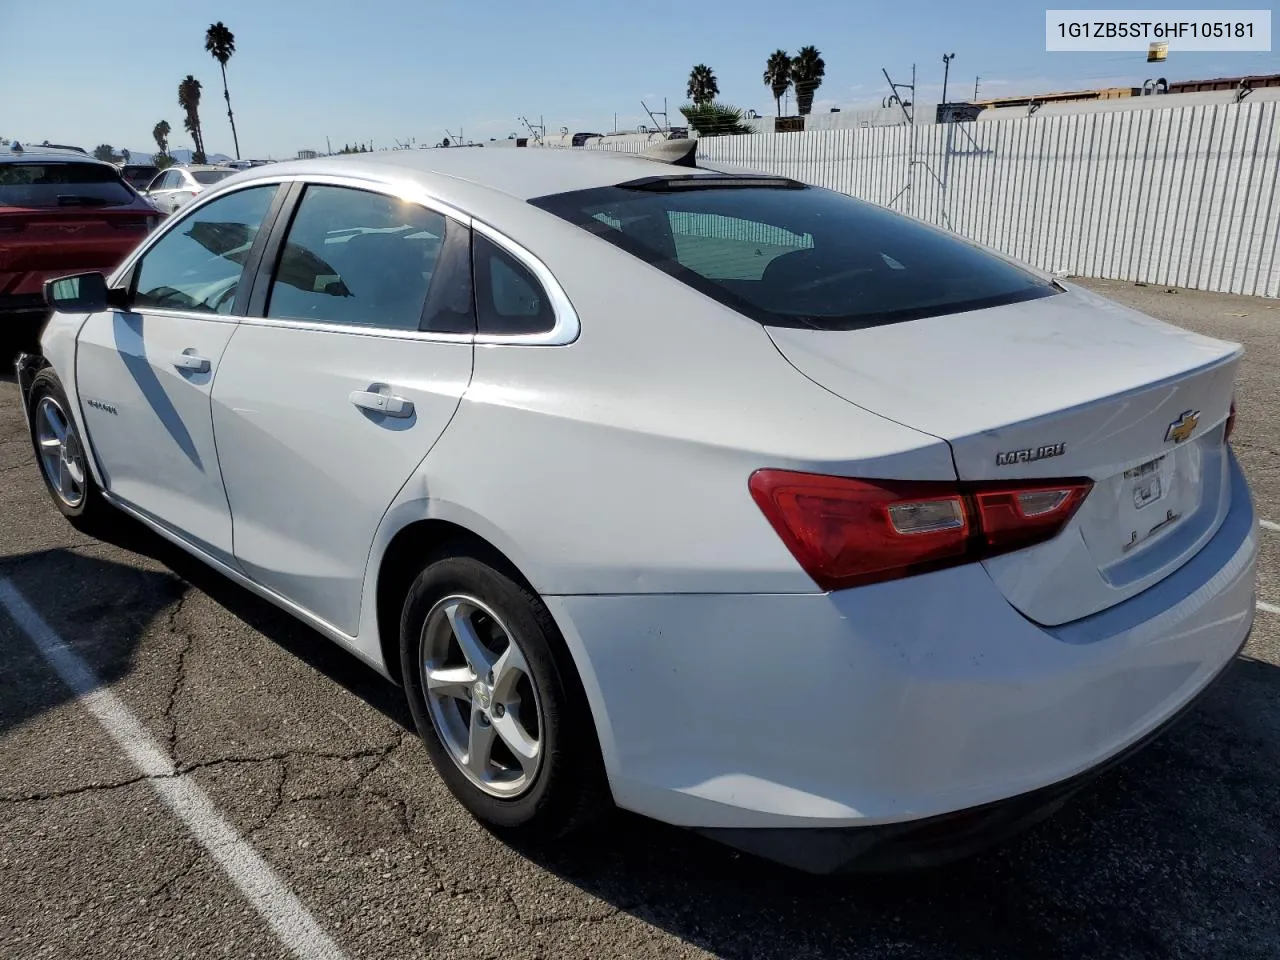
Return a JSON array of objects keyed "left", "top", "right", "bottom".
[
  {"left": 399, "top": 552, "right": 607, "bottom": 840},
  {"left": 27, "top": 369, "right": 119, "bottom": 536}
]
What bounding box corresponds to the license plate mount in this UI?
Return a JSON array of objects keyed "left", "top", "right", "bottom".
[
  {"left": 1125, "top": 456, "right": 1165, "bottom": 510},
  {"left": 1120, "top": 456, "right": 1180, "bottom": 553}
]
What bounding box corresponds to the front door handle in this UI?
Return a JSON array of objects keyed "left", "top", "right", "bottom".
[
  {"left": 173, "top": 353, "right": 211, "bottom": 373},
  {"left": 350, "top": 389, "right": 414, "bottom": 418}
]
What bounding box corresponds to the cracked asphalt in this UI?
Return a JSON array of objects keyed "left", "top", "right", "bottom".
[{"left": 1, "top": 278, "right": 1278, "bottom": 960}]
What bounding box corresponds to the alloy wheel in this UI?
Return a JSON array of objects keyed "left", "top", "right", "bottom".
[
  {"left": 35, "top": 396, "right": 87, "bottom": 509},
  {"left": 419, "top": 594, "right": 544, "bottom": 798}
]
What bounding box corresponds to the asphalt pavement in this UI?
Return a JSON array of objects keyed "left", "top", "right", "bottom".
[{"left": 1, "top": 279, "right": 1278, "bottom": 960}]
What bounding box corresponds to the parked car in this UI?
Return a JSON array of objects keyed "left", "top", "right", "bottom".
[
  {"left": 141, "top": 164, "right": 236, "bottom": 215},
  {"left": 119, "top": 163, "right": 161, "bottom": 192},
  {"left": 16, "top": 141, "right": 1257, "bottom": 873},
  {"left": 0, "top": 142, "right": 159, "bottom": 321}
]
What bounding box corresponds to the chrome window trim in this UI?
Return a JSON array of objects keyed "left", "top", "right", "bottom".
[
  {"left": 111, "top": 307, "right": 242, "bottom": 325},
  {"left": 235, "top": 314, "right": 474, "bottom": 343},
  {"left": 470, "top": 218, "right": 580, "bottom": 346},
  {"left": 110, "top": 179, "right": 292, "bottom": 286},
  {"left": 110, "top": 171, "right": 580, "bottom": 347}
]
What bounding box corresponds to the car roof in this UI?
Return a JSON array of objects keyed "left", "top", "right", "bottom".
[
  {"left": 1, "top": 145, "right": 110, "bottom": 165},
  {"left": 233, "top": 145, "right": 726, "bottom": 202},
  {"left": 179, "top": 163, "right": 235, "bottom": 173}
]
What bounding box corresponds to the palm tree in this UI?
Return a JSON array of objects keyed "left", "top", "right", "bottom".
[
  {"left": 152, "top": 120, "right": 170, "bottom": 157},
  {"left": 178, "top": 75, "right": 206, "bottom": 163},
  {"left": 791, "top": 46, "right": 826, "bottom": 116},
  {"left": 679, "top": 102, "right": 752, "bottom": 137},
  {"left": 764, "top": 50, "right": 792, "bottom": 116},
  {"left": 686, "top": 64, "right": 719, "bottom": 106},
  {"left": 205, "top": 22, "right": 240, "bottom": 160}
]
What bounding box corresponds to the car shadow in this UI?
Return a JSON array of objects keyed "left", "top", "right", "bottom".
[
  {"left": 94, "top": 516, "right": 414, "bottom": 729},
  {"left": 0, "top": 523, "right": 411, "bottom": 737},
  {"left": 0, "top": 546, "right": 181, "bottom": 735},
  {"left": 2, "top": 516, "right": 1277, "bottom": 959}
]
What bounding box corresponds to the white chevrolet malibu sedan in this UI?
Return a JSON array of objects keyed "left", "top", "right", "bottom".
[{"left": 17, "top": 140, "right": 1257, "bottom": 873}]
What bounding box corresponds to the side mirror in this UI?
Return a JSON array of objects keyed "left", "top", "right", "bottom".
[{"left": 43, "top": 272, "right": 129, "bottom": 313}]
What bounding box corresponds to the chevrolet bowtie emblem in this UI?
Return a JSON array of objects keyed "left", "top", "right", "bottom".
[{"left": 1165, "top": 410, "right": 1200, "bottom": 444}]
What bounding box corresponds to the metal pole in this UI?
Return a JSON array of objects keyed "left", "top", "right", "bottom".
[
  {"left": 941, "top": 53, "right": 955, "bottom": 116},
  {"left": 974, "top": 76, "right": 980, "bottom": 100}
]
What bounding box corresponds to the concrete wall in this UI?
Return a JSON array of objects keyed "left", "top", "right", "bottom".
[{"left": 579, "top": 98, "right": 1280, "bottom": 298}]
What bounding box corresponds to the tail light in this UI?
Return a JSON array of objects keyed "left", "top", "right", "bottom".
[
  {"left": 1224, "top": 398, "right": 1237, "bottom": 444},
  {"left": 749, "top": 470, "right": 1093, "bottom": 591}
]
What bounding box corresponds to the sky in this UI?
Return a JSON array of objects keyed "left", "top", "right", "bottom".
[{"left": 1, "top": 0, "right": 1275, "bottom": 160}]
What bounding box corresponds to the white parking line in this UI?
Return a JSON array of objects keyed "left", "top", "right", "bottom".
[
  {"left": 1261, "top": 519, "right": 1280, "bottom": 534},
  {"left": 1260, "top": 601, "right": 1280, "bottom": 616},
  {"left": 0, "top": 579, "right": 350, "bottom": 960}
]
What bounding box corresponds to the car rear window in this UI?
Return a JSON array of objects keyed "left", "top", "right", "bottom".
[
  {"left": 0, "top": 161, "right": 135, "bottom": 208},
  {"left": 530, "top": 178, "right": 1058, "bottom": 330},
  {"left": 192, "top": 170, "right": 234, "bottom": 185}
]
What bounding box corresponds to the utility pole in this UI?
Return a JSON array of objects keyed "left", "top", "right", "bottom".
[
  {"left": 326, "top": 136, "right": 331, "bottom": 155},
  {"left": 941, "top": 53, "right": 956, "bottom": 118},
  {"left": 941, "top": 54, "right": 956, "bottom": 101}
]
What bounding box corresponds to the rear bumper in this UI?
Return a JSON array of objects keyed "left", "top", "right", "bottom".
[
  {"left": 698, "top": 624, "right": 1248, "bottom": 873},
  {"left": 0, "top": 293, "right": 48, "bottom": 316},
  {"left": 1, "top": 242, "right": 139, "bottom": 301},
  {"left": 544, "top": 452, "right": 1258, "bottom": 863}
]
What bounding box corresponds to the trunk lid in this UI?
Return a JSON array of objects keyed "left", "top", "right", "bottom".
[
  {"left": 767, "top": 283, "right": 1241, "bottom": 625},
  {"left": 0, "top": 206, "right": 152, "bottom": 295}
]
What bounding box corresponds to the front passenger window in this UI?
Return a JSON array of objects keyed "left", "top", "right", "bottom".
[{"left": 132, "top": 185, "right": 278, "bottom": 315}]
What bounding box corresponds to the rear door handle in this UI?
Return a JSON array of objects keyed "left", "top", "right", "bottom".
[
  {"left": 350, "top": 389, "right": 414, "bottom": 418},
  {"left": 173, "top": 353, "right": 211, "bottom": 373}
]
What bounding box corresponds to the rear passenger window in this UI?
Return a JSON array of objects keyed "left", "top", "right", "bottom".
[
  {"left": 473, "top": 234, "right": 555, "bottom": 336},
  {"left": 265, "top": 185, "right": 448, "bottom": 330}
]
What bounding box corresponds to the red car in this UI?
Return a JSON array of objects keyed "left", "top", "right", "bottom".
[{"left": 1, "top": 143, "right": 159, "bottom": 321}]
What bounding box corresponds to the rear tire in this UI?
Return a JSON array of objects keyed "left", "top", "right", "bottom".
[
  {"left": 399, "top": 551, "right": 608, "bottom": 840},
  {"left": 26, "top": 369, "right": 121, "bottom": 537}
]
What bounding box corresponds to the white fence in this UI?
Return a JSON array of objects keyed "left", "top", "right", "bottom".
[{"left": 573, "top": 100, "right": 1280, "bottom": 298}]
